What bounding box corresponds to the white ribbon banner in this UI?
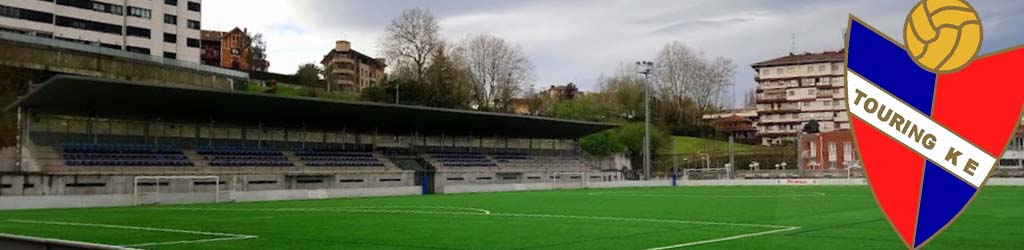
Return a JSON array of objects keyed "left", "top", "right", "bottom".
[{"left": 846, "top": 71, "right": 995, "bottom": 187}]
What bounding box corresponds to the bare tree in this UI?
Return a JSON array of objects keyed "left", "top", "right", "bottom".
[
  {"left": 743, "top": 88, "right": 757, "bottom": 108},
  {"left": 654, "top": 41, "right": 735, "bottom": 122},
  {"left": 380, "top": 8, "right": 442, "bottom": 81},
  {"left": 456, "top": 34, "right": 535, "bottom": 111},
  {"left": 597, "top": 64, "right": 646, "bottom": 120}
]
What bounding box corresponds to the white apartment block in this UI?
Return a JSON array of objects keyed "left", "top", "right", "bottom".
[
  {"left": 751, "top": 50, "right": 849, "bottom": 145},
  {"left": 0, "top": 0, "right": 202, "bottom": 62}
]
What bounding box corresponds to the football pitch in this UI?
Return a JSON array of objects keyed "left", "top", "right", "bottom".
[{"left": 1, "top": 186, "right": 1023, "bottom": 249}]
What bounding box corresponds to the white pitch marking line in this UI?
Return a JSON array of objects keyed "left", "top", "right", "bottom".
[
  {"left": 7, "top": 219, "right": 258, "bottom": 247},
  {"left": 329, "top": 205, "right": 492, "bottom": 215},
  {"left": 644, "top": 226, "right": 800, "bottom": 250},
  {"left": 586, "top": 191, "right": 828, "bottom": 198},
  {"left": 154, "top": 206, "right": 800, "bottom": 248}
]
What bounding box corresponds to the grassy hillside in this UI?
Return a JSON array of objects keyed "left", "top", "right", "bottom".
[{"left": 671, "top": 136, "right": 779, "bottom": 155}]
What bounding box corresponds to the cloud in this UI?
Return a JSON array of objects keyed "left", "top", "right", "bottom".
[{"left": 204, "top": 0, "right": 1024, "bottom": 107}]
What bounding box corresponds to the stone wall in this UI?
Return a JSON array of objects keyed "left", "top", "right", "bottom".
[{"left": 0, "top": 32, "right": 246, "bottom": 91}]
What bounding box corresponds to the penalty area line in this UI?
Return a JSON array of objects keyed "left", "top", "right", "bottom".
[
  {"left": 644, "top": 226, "right": 800, "bottom": 250},
  {"left": 7, "top": 219, "right": 258, "bottom": 247},
  {"left": 153, "top": 206, "right": 800, "bottom": 248}
]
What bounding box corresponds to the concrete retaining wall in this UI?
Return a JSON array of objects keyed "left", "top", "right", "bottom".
[
  {"left": 0, "top": 186, "right": 421, "bottom": 210},
  {"left": 6, "top": 178, "right": 1024, "bottom": 210},
  {"left": 986, "top": 178, "right": 1024, "bottom": 186},
  {"left": 442, "top": 180, "right": 671, "bottom": 194},
  {"left": 681, "top": 178, "right": 868, "bottom": 186}
]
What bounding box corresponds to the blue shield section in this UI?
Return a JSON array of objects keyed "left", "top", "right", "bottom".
[
  {"left": 847, "top": 20, "right": 937, "bottom": 113},
  {"left": 914, "top": 163, "right": 978, "bottom": 246}
]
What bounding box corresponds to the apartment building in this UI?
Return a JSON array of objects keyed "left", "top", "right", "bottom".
[
  {"left": 321, "top": 40, "right": 386, "bottom": 92},
  {"left": 0, "top": 0, "right": 202, "bottom": 62},
  {"left": 751, "top": 50, "right": 849, "bottom": 145},
  {"left": 199, "top": 27, "right": 268, "bottom": 71}
]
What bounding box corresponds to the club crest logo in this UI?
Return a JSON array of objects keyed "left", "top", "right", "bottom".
[{"left": 846, "top": 0, "right": 1024, "bottom": 248}]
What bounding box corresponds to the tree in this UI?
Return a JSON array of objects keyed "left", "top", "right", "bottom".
[
  {"left": 616, "top": 123, "right": 672, "bottom": 168},
  {"left": 381, "top": 8, "right": 442, "bottom": 81},
  {"left": 551, "top": 95, "right": 610, "bottom": 122},
  {"left": 456, "top": 34, "right": 534, "bottom": 112},
  {"left": 743, "top": 88, "right": 757, "bottom": 108},
  {"left": 653, "top": 41, "right": 735, "bottom": 124},
  {"left": 294, "top": 63, "right": 321, "bottom": 86},
  {"left": 579, "top": 130, "right": 624, "bottom": 157},
  {"left": 247, "top": 32, "right": 268, "bottom": 71},
  {"left": 803, "top": 120, "right": 821, "bottom": 133},
  {"left": 420, "top": 45, "right": 472, "bottom": 109},
  {"left": 561, "top": 83, "right": 579, "bottom": 100},
  {"left": 597, "top": 65, "right": 645, "bottom": 121}
]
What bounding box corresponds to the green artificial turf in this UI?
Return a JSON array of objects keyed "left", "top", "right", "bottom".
[{"left": 0, "top": 186, "right": 1022, "bottom": 249}]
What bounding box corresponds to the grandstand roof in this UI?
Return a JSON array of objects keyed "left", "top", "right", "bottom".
[{"left": 8, "top": 75, "right": 616, "bottom": 139}]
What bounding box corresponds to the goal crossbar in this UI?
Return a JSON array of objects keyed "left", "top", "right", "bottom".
[
  {"left": 133, "top": 176, "right": 220, "bottom": 205},
  {"left": 552, "top": 172, "right": 588, "bottom": 189}
]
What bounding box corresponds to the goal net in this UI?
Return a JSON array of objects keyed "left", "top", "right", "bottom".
[
  {"left": 133, "top": 176, "right": 221, "bottom": 206},
  {"left": 552, "top": 172, "right": 587, "bottom": 189}
]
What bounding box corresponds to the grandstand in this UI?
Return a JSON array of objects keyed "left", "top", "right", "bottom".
[{"left": 1, "top": 75, "right": 621, "bottom": 203}]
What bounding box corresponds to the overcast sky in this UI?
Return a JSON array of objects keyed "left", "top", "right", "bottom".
[{"left": 203, "top": 0, "right": 1024, "bottom": 108}]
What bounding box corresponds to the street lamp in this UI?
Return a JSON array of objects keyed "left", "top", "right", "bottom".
[{"left": 636, "top": 61, "right": 654, "bottom": 180}]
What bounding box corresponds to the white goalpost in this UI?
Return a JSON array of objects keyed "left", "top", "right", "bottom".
[
  {"left": 133, "top": 176, "right": 221, "bottom": 206},
  {"left": 552, "top": 172, "right": 587, "bottom": 189}
]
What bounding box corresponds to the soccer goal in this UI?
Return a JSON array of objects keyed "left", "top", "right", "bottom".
[
  {"left": 552, "top": 172, "right": 587, "bottom": 189},
  {"left": 133, "top": 176, "right": 221, "bottom": 206}
]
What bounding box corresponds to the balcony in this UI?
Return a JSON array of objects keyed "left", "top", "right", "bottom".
[
  {"left": 758, "top": 108, "right": 801, "bottom": 114},
  {"left": 756, "top": 93, "right": 788, "bottom": 103},
  {"left": 332, "top": 57, "right": 355, "bottom": 64},
  {"left": 335, "top": 68, "right": 355, "bottom": 75}
]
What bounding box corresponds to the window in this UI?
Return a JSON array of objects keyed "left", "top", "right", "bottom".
[
  {"left": 776, "top": 68, "right": 783, "bottom": 74},
  {"left": 787, "top": 90, "right": 795, "bottom": 96},
  {"left": 810, "top": 141, "right": 817, "bottom": 157},
  {"left": 762, "top": 69, "right": 769, "bottom": 76},
  {"left": 125, "top": 46, "right": 150, "bottom": 55},
  {"left": 819, "top": 65, "right": 826, "bottom": 71},
  {"left": 55, "top": 15, "right": 122, "bottom": 34},
  {"left": 807, "top": 66, "right": 814, "bottom": 72},
  {"left": 163, "top": 14, "right": 176, "bottom": 25},
  {"left": 787, "top": 67, "right": 795, "bottom": 73},
  {"left": 127, "top": 6, "right": 151, "bottom": 19},
  {"left": 828, "top": 142, "right": 838, "bottom": 169},
  {"left": 0, "top": 4, "right": 54, "bottom": 23},
  {"left": 824, "top": 100, "right": 832, "bottom": 106},
  {"left": 125, "top": 26, "right": 150, "bottom": 38},
  {"left": 55, "top": 0, "right": 122, "bottom": 15},
  {"left": 99, "top": 43, "right": 121, "bottom": 50},
  {"left": 186, "top": 38, "right": 199, "bottom": 48},
  {"left": 163, "top": 33, "right": 176, "bottom": 43},
  {"left": 187, "top": 19, "right": 200, "bottom": 29},
  {"left": 843, "top": 142, "right": 854, "bottom": 164},
  {"left": 165, "top": 0, "right": 177, "bottom": 6},
  {"left": 163, "top": 52, "right": 176, "bottom": 59},
  {"left": 187, "top": 1, "right": 200, "bottom": 11}
]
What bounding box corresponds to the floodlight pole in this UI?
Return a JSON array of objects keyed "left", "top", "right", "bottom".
[{"left": 636, "top": 61, "right": 654, "bottom": 180}]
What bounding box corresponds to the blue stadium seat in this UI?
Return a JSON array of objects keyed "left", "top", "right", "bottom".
[{"left": 59, "top": 142, "right": 193, "bottom": 167}]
